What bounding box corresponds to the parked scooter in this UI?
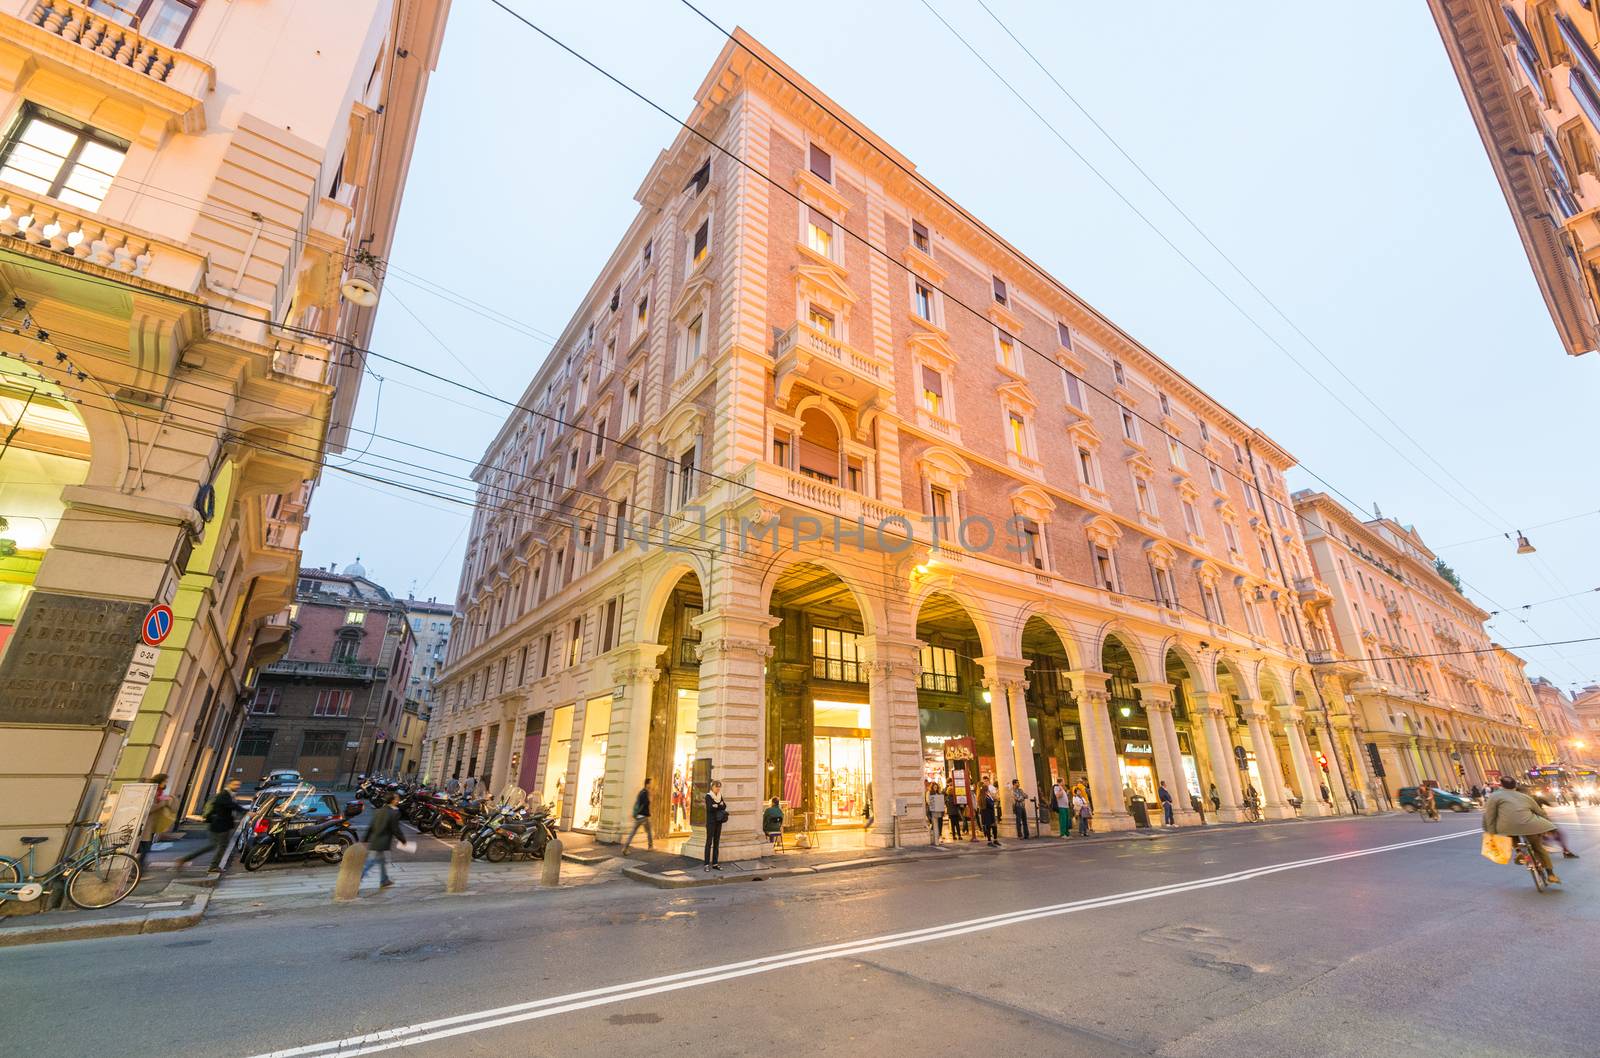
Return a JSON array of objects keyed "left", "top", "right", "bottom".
[
  {"left": 241, "top": 800, "right": 363, "bottom": 871},
  {"left": 479, "top": 806, "right": 558, "bottom": 862}
]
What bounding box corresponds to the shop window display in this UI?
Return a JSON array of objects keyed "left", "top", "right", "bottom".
[
  {"left": 574, "top": 696, "right": 611, "bottom": 831},
  {"left": 542, "top": 705, "right": 573, "bottom": 825},
  {"left": 670, "top": 688, "right": 699, "bottom": 833},
  {"left": 813, "top": 699, "right": 871, "bottom": 826}
]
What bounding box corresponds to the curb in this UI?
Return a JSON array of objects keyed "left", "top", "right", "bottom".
[
  {"left": 0, "top": 888, "right": 211, "bottom": 949},
  {"left": 619, "top": 830, "right": 1164, "bottom": 889}
]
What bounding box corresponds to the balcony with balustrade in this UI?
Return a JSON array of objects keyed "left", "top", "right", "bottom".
[
  {"left": 772, "top": 320, "right": 891, "bottom": 407},
  {"left": 6, "top": 0, "right": 214, "bottom": 135}
]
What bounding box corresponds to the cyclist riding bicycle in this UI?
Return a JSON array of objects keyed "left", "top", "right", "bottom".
[{"left": 1483, "top": 776, "right": 1560, "bottom": 885}]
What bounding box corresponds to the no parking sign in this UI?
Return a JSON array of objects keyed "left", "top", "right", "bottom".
[{"left": 141, "top": 604, "right": 174, "bottom": 646}]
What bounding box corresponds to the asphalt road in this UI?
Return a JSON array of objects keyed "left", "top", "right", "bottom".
[{"left": 7, "top": 810, "right": 1597, "bottom": 1058}]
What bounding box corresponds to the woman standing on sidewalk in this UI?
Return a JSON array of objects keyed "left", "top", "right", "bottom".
[
  {"left": 1073, "top": 790, "right": 1091, "bottom": 837},
  {"left": 703, "top": 781, "right": 727, "bottom": 871},
  {"left": 927, "top": 783, "right": 946, "bottom": 846},
  {"left": 979, "top": 786, "right": 1001, "bottom": 847},
  {"left": 1052, "top": 780, "right": 1070, "bottom": 837}
]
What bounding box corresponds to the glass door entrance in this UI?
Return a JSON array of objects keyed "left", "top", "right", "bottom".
[{"left": 813, "top": 735, "right": 871, "bottom": 826}]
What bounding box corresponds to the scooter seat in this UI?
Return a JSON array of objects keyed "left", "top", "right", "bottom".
[{"left": 19, "top": 836, "right": 50, "bottom": 845}]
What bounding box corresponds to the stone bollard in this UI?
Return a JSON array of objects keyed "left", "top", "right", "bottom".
[
  {"left": 445, "top": 839, "right": 471, "bottom": 894},
  {"left": 540, "top": 836, "right": 563, "bottom": 887},
  {"left": 333, "top": 842, "right": 368, "bottom": 902}
]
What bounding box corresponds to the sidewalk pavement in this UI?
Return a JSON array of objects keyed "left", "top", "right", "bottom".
[
  {"left": 0, "top": 829, "right": 221, "bottom": 948},
  {"left": 207, "top": 848, "right": 611, "bottom": 917},
  {"left": 609, "top": 810, "right": 1399, "bottom": 888}
]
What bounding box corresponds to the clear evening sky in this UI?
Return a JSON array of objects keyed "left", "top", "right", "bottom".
[{"left": 303, "top": 1, "right": 1600, "bottom": 689}]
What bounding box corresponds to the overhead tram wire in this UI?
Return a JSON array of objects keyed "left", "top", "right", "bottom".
[
  {"left": 962, "top": 0, "right": 1523, "bottom": 536},
  {"left": 678, "top": 0, "right": 1507, "bottom": 536},
  {"left": 4, "top": 19, "right": 1586, "bottom": 676},
  {"left": 3, "top": 205, "right": 1577, "bottom": 679},
  {"left": 485, "top": 4, "right": 1596, "bottom": 682},
  {"left": 900, "top": 0, "right": 1600, "bottom": 670},
  {"left": 5, "top": 147, "right": 1584, "bottom": 676}
]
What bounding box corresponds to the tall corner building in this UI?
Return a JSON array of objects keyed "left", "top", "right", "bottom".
[
  {"left": 424, "top": 29, "right": 1455, "bottom": 861},
  {"left": 1428, "top": 0, "right": 1600, "bottom": 355},
  {"left": 0, "top": 0, "right": 450, "bottom": 860}
]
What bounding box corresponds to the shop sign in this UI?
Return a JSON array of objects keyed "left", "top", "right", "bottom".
[
  {"left": 1122, "top": 743, "right": 1154, "bottom": 755},
  {"left": 0, "top": 592, "right": 147, "bottom": 726}
]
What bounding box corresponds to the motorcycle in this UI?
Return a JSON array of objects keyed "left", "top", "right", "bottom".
[
  {"left": 241, "top": 801, "right": 363, "bottom": 871},
  {"left": 479, "top": 807, "right": 558, "bottom": 862}
]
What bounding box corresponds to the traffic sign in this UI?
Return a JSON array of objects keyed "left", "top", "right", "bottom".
[{"left": 141, "top": 604, "right": 174, "bottom": 646}]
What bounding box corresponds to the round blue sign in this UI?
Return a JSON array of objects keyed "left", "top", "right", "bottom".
[{"left": 142, "top": 604, "right": 174, "bottom": 645}]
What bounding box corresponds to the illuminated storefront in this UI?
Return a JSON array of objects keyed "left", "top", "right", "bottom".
[
  {"left": 573, "top": 695, "right": 611, "bottom": 831},
  {"left": 542, "top": 704, "right": 573, "bottom": 825},
  {"left": 812, "top": 699, "right": 871, "bottom": 826}
]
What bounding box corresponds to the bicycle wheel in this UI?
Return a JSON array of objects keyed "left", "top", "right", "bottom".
[
  {"left": 1531, "top": 864, "right": 1548, "bottom": 892},
  {"left": 0, "top": 857, "right": 19, "bottom": 885},
  {"left": 66, "top": 851, "right": 141, "bottom": 910}
]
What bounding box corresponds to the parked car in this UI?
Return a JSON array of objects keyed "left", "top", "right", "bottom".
[
  {"left": 1398, "top": 786, "right": 1476, "bottom": 813},
  {"left": 251, "top": 790, "right": 344, "bottom": 820},
  {"left": 255, "top": 770, "right": 303, "bottom": 793}
]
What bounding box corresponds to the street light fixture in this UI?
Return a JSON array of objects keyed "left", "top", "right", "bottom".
[{"left": 1515, "top": 531, "right": 1536, "bottom": 555}]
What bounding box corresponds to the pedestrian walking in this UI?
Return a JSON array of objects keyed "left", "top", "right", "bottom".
[
  {"left": 361, "top": 795, "right": 409, "bottom": 889},
  {"left": 138, "top": 773, "right": 177, "bottom": 870},
  {"left": 176, "top": 780, "right": 241, "bottom": 870},
  {"left": 1073, "top": 791, "right": 1091, "bottom": 837},
  {"left": 461, "top": 775, "right": 478, "bottom": 799},
  {"left": 703, "top": 780, "right": 727, "bottom": 871},
  {"left": 979, "top": 786, "right": 1001, "bottom": 847},
  {"left": 928, "top": 783, "right": 946, "bottom": 846},
  {"left": 1052, "top": 780, "right": 1070, "bottom": 837},
  {"left": 444, "top": 776, "right": 461, "bottom": 796},
  {"left": 1158, "top": 781, "right": 1175, "bottom": 827},
  {"left": 1209, "top": 782, "right": 1221, "bottom": 815},
  {"left": 1010, "top": 779, "right": 1031, "bottom": 839},
  {"left": 621, "top": 777, "right": 654, "bottom": 854}
]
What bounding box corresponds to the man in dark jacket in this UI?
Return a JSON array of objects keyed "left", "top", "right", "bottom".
[
  {"left": 362, "top": 796, "right": 409, "bottom": 889},
  {"left": 621, "top": 778, "right": 653, "bottom": 854},
  {"left": 177, "top": 780, "right": 241, "bottom": 870}
]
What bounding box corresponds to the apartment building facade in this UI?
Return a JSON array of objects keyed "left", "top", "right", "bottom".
[
  {"left": 424, "top": 31, "right": 1378, "bottom": 862},
  {"left": 0, "top": 0, "right": 449, "bottom": 859},
  {"left": 1531, "top": 676, "right": 1585, "bottom": 760},
  {"left": 233, "top": 564, "right": 414, "bottom": 786},
  {"left": 1429, "top": 0, "right": 1600, "bottom": 355},
  {"left": 1294, "top": 492, "right": 1542, "bottom": 797}
]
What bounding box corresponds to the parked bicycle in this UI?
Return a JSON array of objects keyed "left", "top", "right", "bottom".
[{"left": 0, "top": 822, "right": 142, "bottom": 910}]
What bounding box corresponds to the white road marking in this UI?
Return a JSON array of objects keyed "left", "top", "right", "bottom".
[{"left": 243, "top": 828, "right": 1475, "bottom": 1058}]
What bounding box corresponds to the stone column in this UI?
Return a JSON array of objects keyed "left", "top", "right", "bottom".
[
  {"left": 1192, "top": 691, "right": 1245, "bottom": 821},
  {"left": 1065, "top": 671, "right": 1133, "bottom": 830},
  {"left": 1135, "top": 682, "right": 1200, "bottom": 826},
  {"left": 595, "top": 644, "right": 665, "bottom": 843},
  {"left": 679, "top": 603, "right": 778, "bottom": 863},
  {"left": 1242, "top": 701, "right": 1295, "bottom": 819},
  {"left": 977, "top": 659, "right": 1020, "bottom": 797},
  {"left": 863, "top": 632, "right": 928, "bottom": 848},
  {"left": 489, "top": 705, "right": 516, "bottom": 796},
  {"left": 1278, "top": 706, "right": 1330, "bottom": 816}
]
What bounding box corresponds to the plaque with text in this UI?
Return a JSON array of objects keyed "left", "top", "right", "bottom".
[{"left": 0, "top": 592, "right": 148, "bottom": 726}]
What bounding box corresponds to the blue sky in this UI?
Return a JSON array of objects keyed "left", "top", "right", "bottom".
[{"left": 304, "top": 1, "right": 1600, "bottom": 689}]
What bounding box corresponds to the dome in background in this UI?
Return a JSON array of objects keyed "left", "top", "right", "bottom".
[{"left": 342, "top": 556, "right": 367, "bottom": 578}]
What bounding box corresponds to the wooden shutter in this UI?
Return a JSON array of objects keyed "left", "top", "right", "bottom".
[{"left": 993, "top": 276, "right": 1007, "bottom": 304}]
